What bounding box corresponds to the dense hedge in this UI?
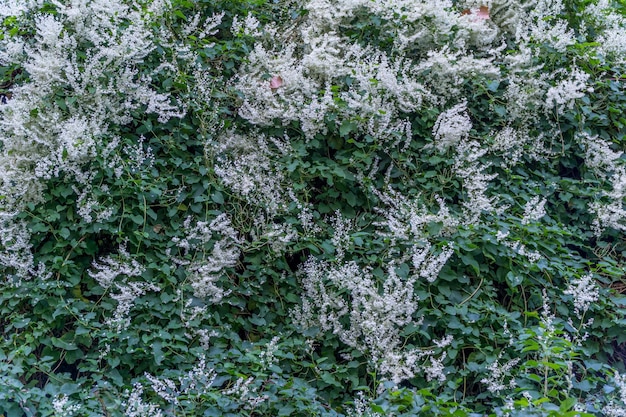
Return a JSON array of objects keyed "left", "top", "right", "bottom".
[{"left": 1, "top": 0, "right": 626, "bottom": 415}]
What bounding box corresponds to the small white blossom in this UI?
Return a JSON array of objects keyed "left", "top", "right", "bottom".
[
  {"left": 481, "top": 354, "right": 520, "bottom": 394},
  {"left": 545, "top": 68, "right": 590, "bottom": 115},
  {"left": 124, "top": 383, "right": 163, "bottom": 417},
  {"left": 521, "top": 196, "right": 547, "bottom": 225},
  {"left": 603, "top": 372, "right": 626, "bottom": 417},
  {"left": 580, "top": 132, "right": 623, "bottom": 175},
  {"left": 259, "top": 336, "right": 281, "bottom": 368},
  {"left": 425, "top": 352, "right": 447, "bottom": 382},
  {"left": 331, "top": 210, "right": 353, "bottom": 261},
  {"left": 432, "top": 100, "right": 472, "bottom": 151},
  {"left": 106, "top": 280, "right": 161, "bottom": 332},
  {"left": 52, "top": 394, "right": 81, "bottom": 417},
  {"left": 89, "top": 245, "right": 145, "bottom": 289},
  {"left": 563, "top": 273, "right": 599, "bottom": 318}
]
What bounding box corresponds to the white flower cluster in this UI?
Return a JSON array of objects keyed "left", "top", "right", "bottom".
[
  {"left": 519, "top": 0, "right": 575, "bottom": 53},
  {"left": 330, "top": 210, "right": 353, "bottom": 262},
  {"left": 495, "top": 230, "right": 543, "bottom": 263},
  {"left": 107, "top": 280, "right": 161, "bottom": 332},
  {"left": 0, "top": 0, "right": 191, "bottom": 284},
  {"left": 230, "top": 0, "right": 500, "bottom": 150},
  {"left": 580, "top": 132, "right": 623, "bottom": 175},
  {"left": 0, "top": 217, "right": 42, "bottom": 284},
  {"left": 52, "top": 394, "right": 81, "bottom": 417},
  {"left": 145, "top": 354, "right": 218, "bottom": 402},
  {"left": 172, "top": 214, "right": 241, "bottom": 301},
  {"left": 590, "top": 167, "right": 626, "bottom": 235},
  {"left": 545, "top": 68, "right": 591, "bottom": 115},
  {"left": 144, "top": 356, "right": 217, "bottom": 405},
  {"left": 89, "top": 245, "right": 160, "bottom": 331},
  {"left": 481, "top": 354, "right": 520, "bottom": 394},
  {"left": 89, "top": 245, "right": 145, "bottom": 289},
  {"left": 453, "top": 139, "right": 500, "bottom": 221},
  {"left": 373, "top": 187, "right": 458, "bottom": 245},
  {"left": 412, "top": 242, "right": 455, "bottom": 283},
  {"left": 0, "top": 0, "right": 182, "bottom": 206},
  {"left": 370, "top": 187, "right": 457, "bottom": 283},
  {"left": 73, "top": 183, "right": 114, "bottom": 224},
  {"left": 521, "top": 196, "right": 547, "bottom": 225},
  {"left": 212, "top": 131, "right": 292, "bottom": 216},
  {"left": 235, "top": 39, "right": 425, "bottom": 146},
  {"left": 124, "top": 382, "right": 163, "bottom": 417},
  {"left": 293, "top": 259, "right": 443, "bottom": 384},
  {"left": 584, "top": 0, "right": 626, "bottom": 61},
  {"left": 432, "top": 100, "right": 472, "bottom": 152},
  {"left": 259, "top": 336, "right": 281, "bottom": 368},
  {"left": 491, "top": 126, "right": 526, "bottom": 166},
  {"left": 223, "top": 376, "right": 269, "bottom": 410},
  {"left": 603, "top": 372, "right": 626, "bottom": 417},
  {"left": 346, "top": 391, "right": 383, "bottom": 417},
  {"left": 416, "top": 47, "right": 500, "bottom": 103},
  {"left": 563, "top": 273, "right": 599, "bottom": 318}
]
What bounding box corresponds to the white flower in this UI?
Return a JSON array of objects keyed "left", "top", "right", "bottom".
[
  {"left": 481, "top": 354, "right": 520, "bottom": 394},
  {"left": 89, "top": 245, "right": 145, "bottom": 289},
  {"left": 545, "top": 68, "right": 590, "bottom": 115},
  {"left": 521, "top": 196, "right": 547, "bottom": 225},
  {"left": 432, "top": 100, "right": 472, "bottom": 152},
  {"left": 124, "top": 383, "right": 163, "bottom": 417},
  {"left": 563, "top": 273, "right": 599, "bottom": 318},
  {"left": 52, "top": 394, "right": 81, "bottom": 417}
]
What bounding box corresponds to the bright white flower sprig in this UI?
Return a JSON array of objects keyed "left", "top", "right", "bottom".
[
  {"left": 107, "top": 281, "right": 161, "bottom": 332},
  {"left": 521, "top": 196, "right": 547, "bottom": 225},
  {"left": 590, "top": 166, "right": 626, "bottom": 235},
  {"left": 432, "top": 100, "right": 472, "bottom": 152},
  {"left": 330, "top": 210, "right": 353, "bottom": 262},
  {"left": 293, "top": 259, "right": 451, "bottom": 384},
  {"left": 172, "top": 214, "right": 241, "bottom": 301},
  {"left": 211, "top": 131, "right": 292, "bottom": 217},
  {"left": 52, "top": 394, "right": 81, "bottom": 417},
  {"left": 584, "top": 0, "right": 626, "bottom": 62},
  {"left": 124, "top": 382, "right": 163, "bottom": 417},
  {"left": 0, "top": 0, "right": 183, "bottom": 204},
  {"left": 372, "top": 186, "right": 459, "bottom": 245},
  {"left": 495, "top": 229, "right": 543, "bottom": 264},
  {"left": 545, "top": 68, "right": 592, "bottom": 116},
  {"left": 89, "top": 245, "right": 145, "bottom": 290},
  {"left": 563, "top": 273, "right": 600, "bottom": 319},
  {"left": 453, "top": 139, "right": 500, "bottom": 221},
  {"left": 603, "top": 372, "right": 626, "bottom": 417},
  {"left": 89, "top": 244, "right": 161, "bottom": 331},
  {"left": 516, "top": 0, "right": 575, "bottom": 53},
  {"left": 580, "top": 132, "right": 623, "bottom": 175},
  {"left": 0, "top": 216, "right": 40, "bottom": 284},
  {"left": 143, "top": 354, "right": 218, "bottom": 404},
  {"left": 481, "top": 353, "right": 520, "bottom": 394}
]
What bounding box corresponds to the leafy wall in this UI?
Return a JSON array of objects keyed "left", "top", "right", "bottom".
[{"left": 1, "top": 0, "right": 626, "bottom": 415}]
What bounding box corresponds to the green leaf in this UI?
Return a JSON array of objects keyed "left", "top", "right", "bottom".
[
  {"left": 460, "top": 254, "right": 480, "bottom": 274},
  {"left": 211, "top": 191, "right": 224, "bottom": 204},
  {"left": 559, "top": 397, "right": 576, "bottom": 412},
  {"left": 50, "top": 337, "right": 78, "bottom": 351},
  {"left": 506, "top": 271, "right": 523, "bottom": 288},
  {"left": 339, "top": 121, "right": 358, "bottom": 137},
  {"left": 152, "top": 341, "right": 164, "bottom": 365}
]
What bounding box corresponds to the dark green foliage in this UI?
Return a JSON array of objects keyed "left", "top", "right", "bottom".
[{"left": 1, "top": 0, "right": 626, "bottom": 416}]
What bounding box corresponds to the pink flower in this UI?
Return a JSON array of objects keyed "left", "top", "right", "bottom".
[
  {"left": 476, "top": 6, "right": 490, "bottom": 19},
  {"left": 462, "top": 6, "right": 490, "bottom": 20},
  {"left": 269, "top": 75, "right": 283, "bottom": 90}
]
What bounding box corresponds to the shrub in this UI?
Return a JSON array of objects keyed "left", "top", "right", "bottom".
[{"left": 1, "top": 0, "right": 626, "bottom": 415}]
